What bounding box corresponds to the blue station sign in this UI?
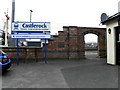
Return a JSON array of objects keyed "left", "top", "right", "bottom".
[{"left": 11, "top": 22, "right": 51, "bottom": 39}]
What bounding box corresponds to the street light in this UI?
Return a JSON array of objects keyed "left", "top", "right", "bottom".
[
  {"left": 30, "top": 10, "right": 33, "bottom": 22},
  {"left": 29, "top": 10, "right": 33, "bottom": 41}
]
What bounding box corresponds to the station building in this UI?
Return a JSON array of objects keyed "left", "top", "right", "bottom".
[{"left": 102, "top": 12, "right": 120, "bottom": 65}]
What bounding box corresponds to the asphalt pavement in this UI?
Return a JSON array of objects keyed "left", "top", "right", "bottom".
[{"left": 1, "top": 51, "right": 119, "bottom": 89}]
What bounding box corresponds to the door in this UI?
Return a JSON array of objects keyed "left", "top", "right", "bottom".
[{"left": 116, "top": 26, "right": 120, "bottom": 65}]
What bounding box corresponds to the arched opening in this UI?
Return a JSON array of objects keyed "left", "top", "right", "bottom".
[{"left": 84, "top": 33, "right": 98, "bottom": 59}]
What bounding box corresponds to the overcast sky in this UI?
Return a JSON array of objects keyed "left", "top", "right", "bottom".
[{"left": 0, "top": 0, "right": 119, "bottom": 42}]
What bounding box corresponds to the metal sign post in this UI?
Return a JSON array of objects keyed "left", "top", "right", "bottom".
[
  {"left": 44, "top": 39, "right": 47, "bottom": 64},
  {"left": 11, "top": 22, "right": 51, "bottom": 64},
  {"left": 16, "top": 39, "right": 19, "bottom": 65}
]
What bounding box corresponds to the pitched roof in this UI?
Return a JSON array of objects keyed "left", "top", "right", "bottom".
[{"left": 102, "top": 12, "right": 120, "bottom": 24}]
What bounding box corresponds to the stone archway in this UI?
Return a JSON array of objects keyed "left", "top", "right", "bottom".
[
  {"left": 84, "top": 33, "right": 98, "bottom": 58},
  {"left": 80, "top": 29, "right": 106, "bottom": 58},
  {"left": 65, "top": 26, "right": 106, "bottom": 59}
]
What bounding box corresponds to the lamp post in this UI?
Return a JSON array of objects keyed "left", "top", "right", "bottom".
[{"left": 30, "top": 10, "right": 33, "bottom": 22}]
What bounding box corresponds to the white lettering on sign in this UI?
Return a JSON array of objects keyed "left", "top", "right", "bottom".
[
  {"left": 11, "top": 35, "right": 51, "bottom": 39},
  {"left": 12, "top": 22, "right": 50, "bottom": 31},
  {"left": 22, "top": 23, "right": 47, "bottom": 28}
]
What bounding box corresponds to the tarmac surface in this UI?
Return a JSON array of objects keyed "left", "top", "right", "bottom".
[{"left": 1, "top": 51, "right": 119, "bottom": 89}]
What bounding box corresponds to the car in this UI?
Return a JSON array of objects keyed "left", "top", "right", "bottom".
[{"left": 0, "top": 50, "right": 11, "bottom": 71}]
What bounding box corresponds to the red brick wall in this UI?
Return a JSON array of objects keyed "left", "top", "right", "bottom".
[{"left": 2, "top": 26, "right": 106, "bottom": 63}]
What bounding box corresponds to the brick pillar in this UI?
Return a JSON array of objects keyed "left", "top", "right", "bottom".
[
  {"left": 98, "top": 36, "right": 106, "bottom": 57},
  {"left": 77, "top": 35, "right": 85, "bottom": 58},
  {"left": 67, "top": 26, "right": 80, "bottom": 59}
]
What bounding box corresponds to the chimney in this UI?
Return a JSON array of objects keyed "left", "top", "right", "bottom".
[{"left": 118, "top": 1, "right": 120, "bottom": 12}]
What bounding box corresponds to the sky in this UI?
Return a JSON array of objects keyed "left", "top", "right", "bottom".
[{"left": 0, "top": 0, "right": 120, "bottom": 42}]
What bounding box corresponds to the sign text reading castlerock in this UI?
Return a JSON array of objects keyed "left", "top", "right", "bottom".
[{"left": 11, "top": 22, "right": 51, "bottom": 39}]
